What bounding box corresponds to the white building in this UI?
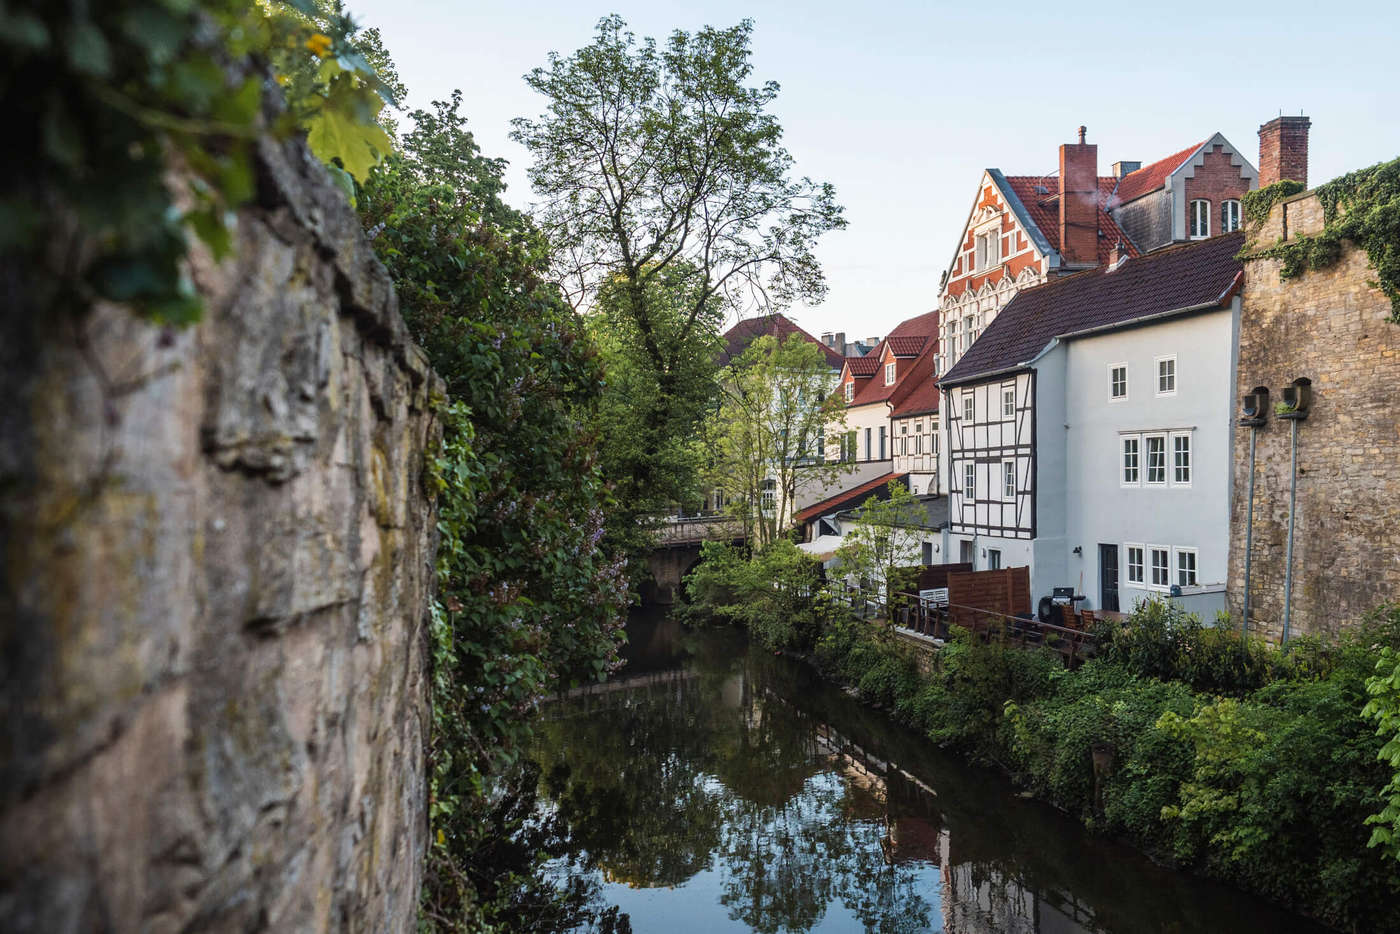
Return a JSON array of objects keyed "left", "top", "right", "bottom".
[{"left": 939, "top": 233, "right": 1244, "bottom": 614}]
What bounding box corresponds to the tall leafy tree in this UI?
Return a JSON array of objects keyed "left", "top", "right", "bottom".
[
  {"left": 513, "top": 15, "right": 845, "bottom": 566},
  {"left": 704, "top": 334, "right": 848, "bottom": 548}
]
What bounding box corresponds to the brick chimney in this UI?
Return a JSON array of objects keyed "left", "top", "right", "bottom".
[
  {"left": 1059, "top": 125, "right": 1099, "bottom": 268},
  {"left": 1258, "top": 115, "right": 1311, "bottom": 188}
]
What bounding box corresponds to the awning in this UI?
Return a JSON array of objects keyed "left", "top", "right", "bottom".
[{"left": 798, "top": 534, "right": 845, "bottom": 562}]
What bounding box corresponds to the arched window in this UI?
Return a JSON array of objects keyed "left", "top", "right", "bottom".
[
  {"left": 1221, "top": 199, "right": 1241, "bottom": 233},
  {"left": 1190, "top": 199, "right": 1211, "bottom": 239}
]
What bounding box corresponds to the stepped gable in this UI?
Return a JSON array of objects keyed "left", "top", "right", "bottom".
[{"left": 942, "top": 232, "right": 1244, "bottom": 386}]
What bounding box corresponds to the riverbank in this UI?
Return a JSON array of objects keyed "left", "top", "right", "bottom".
[{"left": 779, "top": 607, "right": 1400, "bottom": 933}]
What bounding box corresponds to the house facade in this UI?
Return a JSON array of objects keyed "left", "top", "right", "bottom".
[
  {"left": 1107, "top": 133, "right": 1257, "bottom": 253},
  {"left": 831, "top": 310, "right": 939, "bottom": 468},
  {"left": 940, "top": 234, "right": 1244, "bottom": 609}
]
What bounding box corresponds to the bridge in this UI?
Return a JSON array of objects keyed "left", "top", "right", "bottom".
[{"left": 642, "top": 514, "right": 746, "bottom": 604}]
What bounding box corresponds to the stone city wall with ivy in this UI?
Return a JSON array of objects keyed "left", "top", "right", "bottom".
[
  {"left": 0, "top": 130, "right": 440, "bottom": 932},
  {"left": 1228, "top": 185, "right": 1400, "bottom": 640}
]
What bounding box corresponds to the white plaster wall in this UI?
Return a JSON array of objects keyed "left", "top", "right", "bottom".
[{"left": 1061, "top": 304, "right": 1237, "bottom": 612}]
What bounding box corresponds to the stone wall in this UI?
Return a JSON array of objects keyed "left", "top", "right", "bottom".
[
  {"left": 0, "top": 131, "right": 440, "bottom": 931},
  {"left": 1226, "top": 190, "right": 1400, "bottom": 640}
]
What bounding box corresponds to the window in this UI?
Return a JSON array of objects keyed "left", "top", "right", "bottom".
[
  {"left": 988, "top": 549, "right": 1002, "bottom": 570},
  {"left": 899, "top": 424, "right": 908, "bottom": 455},
  {"left": 1121, "top": 436, "right": 1140, "bottom": 485},
  {"left": 913, "top": 422, "right": 923, "bottom": 455},
  {"left": 975, "top": 230, "right": 1000, "bottom": 271},
  {"left": 1109, "top": 363, "right": 1127, "bottom": 401},
  {"left": 761, "top": 479, "right": 777, "bottom": 513},
  {"left": 963, "top": 463, "right": 975, "bottom": 499},
  {"left": 962, "top": 315, "right": 974, "bottom": 352},
  {"left": 1002, "top": 387, "right": 1015, "bottom": 418},
  {"left": 1190, "top": 199, "right": 1210, "bottom": 239},
  {"left": 1221, "top": 200, "right": 1241, "bottom": 233},
  {"left": 1126, "top": 546, "right": 1144, "bottom": 585},
  {"left": 947, "top": 320, "right": 960, "bottom": 361},
  {"left": 1156, "top": 355, "right": 1176, "bottom": 395},
  {"left": 844, "top": 380, "right": 854, "bottom": 403},
  {"left": 962, "top": 393, "right": 974, "bottom": 422},
  {"left": 1150, "top": 547, "right": 1170, "bottom": 589},
  {"left": 843, "top": 430, "right": 857, "bottom": 463},
  {"left": 1174, "top": 547, "right": 1198, "bottom": 587},
  {"left": 878, "top": 426, "right": 887, "bottom": 460},
  {"left": 885, "top": 361, "right": 896, "bottom": 386},
  {"left": 1003, "top": 461, "right": 1016, "bottom": 499},
  {"left": 1172, "top": 432, "right": 1191, "bottom": 485},
  {"left": 864, "top": 427, "right": 872, "bottom": 461},
  {"left": 1145, "top": 434, "right": 1167, "bottom": 485}
]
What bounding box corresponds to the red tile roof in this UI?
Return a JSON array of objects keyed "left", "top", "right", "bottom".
[
  {"left": 847, "top": 312, "right": 938, "bottom": 407},
  {"left": 1109, "top": 141, "right": 1206, "bottom": 206},
  {"left": 889, "top": 346, "right": 939, "bottom": 417},
  {"left": 887, "top": 309, "right": 940, "bottom": 338},
  {"left": 941, "top": 232, "right": 1244, "bottom": 386},
  {"left": 1003, "top": 175, "right": 1140, "bottom": 265},
  {"left": 846, "top": 355, "right": 881, "bottom": 377},
  {"left": 886, "top": 335, "right": 927, "bottom": 356},
  {"left": 721, "top": 313, "right": 845, "bottom": 368},
  {"left": 795, "top": 472, "right": 908, "bottom": 525}
]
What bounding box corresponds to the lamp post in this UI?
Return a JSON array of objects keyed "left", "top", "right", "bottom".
[
  {"left": 1238, "top": 387, "right": 1270, "bottom": 640},
  {"left": 1277, "top": 378, "right": 1312, "bottom": 645}
]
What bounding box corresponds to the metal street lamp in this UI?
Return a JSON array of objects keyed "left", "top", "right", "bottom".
[{"left": 1239, "top": 386, "right": 1270, "bottom": 640}]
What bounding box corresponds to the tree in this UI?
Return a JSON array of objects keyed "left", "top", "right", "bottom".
[
  {"left": 513, "top": 16, "right": 845, "bottom": 564},
  {"left": 357, "top": 91, "right": 628, "bottom": 925},
  {"left": 704, "top": 334, "right": 848, "bottom": 548},
  {"left": 831, "top": 481, "right": 926, "bottom": 613}
]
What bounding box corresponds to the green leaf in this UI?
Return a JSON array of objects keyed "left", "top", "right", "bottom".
[
  {"left": 66, "top": 19, "right": 112, "bottom": 77},
  {"left": 325, "top": 164, "right": 357, "bottom": 205}
]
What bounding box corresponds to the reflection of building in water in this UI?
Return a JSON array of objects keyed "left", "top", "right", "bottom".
[{"left": 938, "top": 830, "right": 1099, "bottom": 934}]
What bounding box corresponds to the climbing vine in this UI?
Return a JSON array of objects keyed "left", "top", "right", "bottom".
[
  {"left": 1241, "top": 179, "right": 1306, "bottom": 231},
  {"left": 0, "top": 0, "right": 394, "bottom": 322},
  {"left": 1243, "top": 158, "right": 1400, "bottom": 323}
]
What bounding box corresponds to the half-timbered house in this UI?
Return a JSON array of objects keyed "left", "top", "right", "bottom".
[{"left": 939, "top": 234, "right": 1244, "bottom": 610}]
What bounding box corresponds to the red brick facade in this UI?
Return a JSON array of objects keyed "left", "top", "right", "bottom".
[
  {"left": 1258, "top": 115, "right": 1311, "bottom": 188},
  {"left": 1181, "top": 144, "right": 1253, "bottom": 238}
]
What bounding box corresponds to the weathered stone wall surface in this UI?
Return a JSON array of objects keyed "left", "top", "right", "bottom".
[
  {"left": 1227, "top": 190, "right": 1400, "bottom": 640},
  {"left": 0, "top": 132, "right": 440, "bottom": 932}
]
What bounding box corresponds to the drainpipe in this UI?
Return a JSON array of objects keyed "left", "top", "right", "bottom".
[
  {"left": 1237, "top": 387, "right": 1269, "bottom": 642},
  {"left": 1282, "top": 416, "right": 1299, "bottom": 644},
  {"left": 1242, "top": 427, "right": 1258, "bottom": 639}
]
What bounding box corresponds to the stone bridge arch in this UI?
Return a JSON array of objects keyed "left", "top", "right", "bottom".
[{"left": 642, "top": 515, "right": 745, "bottom": 605}]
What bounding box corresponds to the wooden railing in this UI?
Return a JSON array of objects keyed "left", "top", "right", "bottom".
[{"left": 890, "top": 594, "right": 1098, "bottom": 667}]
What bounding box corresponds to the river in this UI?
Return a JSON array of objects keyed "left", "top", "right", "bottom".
[{"left": 526, "top": 609, "right": 1330, "bottom": 933}]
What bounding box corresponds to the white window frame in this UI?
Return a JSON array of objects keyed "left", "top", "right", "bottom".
[
  {"left": 885, "top": 361, "right": 896, "bottom": 386},
  {"left": 1125, "top": 544, "right": 1145, "bottom": 586},
  {"left": 1144, "top": 433, "right": 1168, "bottom": 486},
  {"left": 1148, "top": 545, "right": 1171, "bottom": 591},
  {"left": 962, "top": 314, "right": 975, "bottom": 352},
  {"left": 844, "top": 380, "right": 854, "bottom": 403},
  {"left": 988, "top": 548, "right": 1002, "bottom": 570},
  {"left": 962, "top": 393, "right": 974, "bottom": 422},
  {"left": 1173, "top": 546, "right": 1199, "bottom": 587},
  {"left": 1121, "top": 436, "right": 1141, "bottom": 487},
  {"left": 1002, "top": 387, "right": 1015, "bottom": 419},
  {"left": 1171, "top": 431, "right": 1192, "bottom": 487},
  {"left": 963, "top": 463, "right": 975, "bottom": 500},
  {"left": 1108, "top": 362, "right": 1128, "bottom": 402},
  {"left": 1155, "top": 355, "right": 1176, "bottom": 396},
  {"left": 1221, "top": 199, "right": 1241, "bottom": 234},
  {"left": 1002, "top": 460, "right": 1016, "bottom": 500},
  {"left": 1189, "top": 199, "right": 1210, "bottom": 239},
  {"left": 761, "top": 479, "right": 777, "bottom": 513}
]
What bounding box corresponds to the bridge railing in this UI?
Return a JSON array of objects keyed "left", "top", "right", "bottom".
[{"left": 653, "top": 514, "right": 744, "bottom": 545}]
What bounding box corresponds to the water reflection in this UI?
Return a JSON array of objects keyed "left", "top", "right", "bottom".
[{"left": 529, "top": 611, "right": 1327, "bottom": 934}]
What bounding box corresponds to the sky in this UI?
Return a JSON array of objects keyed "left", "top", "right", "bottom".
[{"left": 348, "top": 0, "right": 1400, "bottom": 339}]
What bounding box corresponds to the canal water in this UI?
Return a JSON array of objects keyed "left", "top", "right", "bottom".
[{"left": 529, "top": 610, "right": 1329, "bottom": 933}]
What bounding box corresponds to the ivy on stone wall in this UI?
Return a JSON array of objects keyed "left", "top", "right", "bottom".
[
  {"left": 1243, "top": 159, "right": 1400, "bottom": 323},
  {"left": 0, "top": 0, "right": 393, "bottom": 322},
  {"left": 1241, "top": 179, "right": 1306, "bottom": 231}
]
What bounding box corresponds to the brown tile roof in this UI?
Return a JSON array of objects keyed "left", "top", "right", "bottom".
[
  {"left": 1003, "top": 175, "right": 1140, "bottom": 265},
  {"left": 795, "top": 472, "right": 908, "bottom": 525},
  {"left": 846, "top": 355, "right": 881, "bottom": 377},
  {"left": 889, "top": 346, "right": 939, "bottom": 417},
  {"left": 1109, "top": 141, "right": 1206, "bottom": 206},
  {"left": 941, "top": 232, "right": 1244, "bottom": 386},
  {"left": 721, "top": 313, "right": 845, "bottom": 368}
]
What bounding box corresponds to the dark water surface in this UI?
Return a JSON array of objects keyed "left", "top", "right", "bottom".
[{"left": 530, "top": 610, "right": 1330, "bottom": 933}]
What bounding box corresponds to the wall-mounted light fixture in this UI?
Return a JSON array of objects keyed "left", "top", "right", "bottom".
[{"left": 1072, "top": 546, "right": 1082, "bottom": 556}]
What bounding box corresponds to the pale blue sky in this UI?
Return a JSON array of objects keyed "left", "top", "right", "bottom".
[{"left": 351, "top": 0, "right": 1400, "bottom": 337}]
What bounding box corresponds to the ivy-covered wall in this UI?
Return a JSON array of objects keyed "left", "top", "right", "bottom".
[
  {"left": 0, "top": 131, "right": 439, "bottom": 931},
  {"left": 1228, "top": 185, "right": 1400, "bottom": 640}
]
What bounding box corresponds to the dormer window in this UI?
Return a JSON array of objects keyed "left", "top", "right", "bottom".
[
  {"left": 884, "top": 361, "right": 896, "bottom": 386},
  {"left": 1190, "top": 200, "right": 1211, "bottom": 239},
  {"left": 1222, "top": 200, "right": 1241, "bottom": 233},
  {"left": 844, "top": 381, "right": 854, "bottom": 403}
]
